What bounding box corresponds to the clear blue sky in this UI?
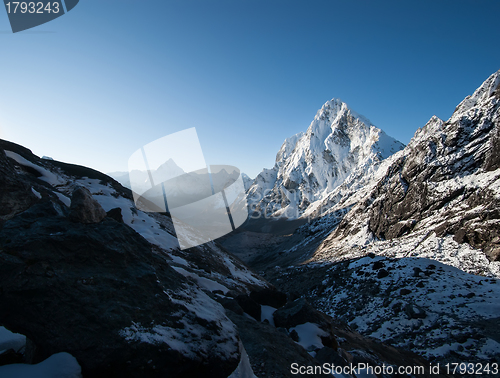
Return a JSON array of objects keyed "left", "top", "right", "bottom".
[{"left": 1, "top": 0, "right": 499, "bottom": 178}]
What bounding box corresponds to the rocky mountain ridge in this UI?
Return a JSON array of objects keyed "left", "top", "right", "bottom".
[{"left": 313, "top": 69, "right": 500, "bottom": 269}]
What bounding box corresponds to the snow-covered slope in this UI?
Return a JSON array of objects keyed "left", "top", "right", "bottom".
[
  {"left": 271, "top": 255, "right": 500, "bottom": 368},
  {"left": 241, "top": 173, "right": 254, "bottom": 191},
  {"left": 247, "top": 98, "right": 404, "bottom": 219}
]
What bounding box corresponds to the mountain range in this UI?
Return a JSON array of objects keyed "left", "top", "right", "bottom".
[{"left": 223, "top": 69, "right": 500, "bottom": 373}]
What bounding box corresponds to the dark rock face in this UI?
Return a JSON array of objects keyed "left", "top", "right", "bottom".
[
  {"left": 0, "top": 149, "right": 38, "bottom": 223},
  {"left": 274, "top": 298, "right": 332, "bottom": 331},
  {"left": 235, "top": 295, "right": 261, "bottom": 321},
  {"left": 484, "top": 120, "right": 500, "bottom": 171},
  {"left": 0, "top": 349, "right": 24, "bottom": 366},
  {"left": 68, "top": 186, "right": 107, "bottom": 224},
  {"left": 217, "top": 297, "right": 244, "bottom": 315},
  {"left": 249, "top": 288, "right": 287, "bottom": 308},
  {"left": 0, "top": 201, "right": 239, "bottom": 377}
]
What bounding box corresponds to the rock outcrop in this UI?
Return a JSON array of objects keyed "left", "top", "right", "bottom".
[
  {"left": 314, "top": 70, "right": 500, "bottom": 268},
  {"left": 0, "top": 149, "right": 38, "bottom": 223},
  {"left": 365, "top": 72, "right": 500, "bottom": 260}
]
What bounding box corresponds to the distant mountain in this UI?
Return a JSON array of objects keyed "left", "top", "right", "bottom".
[
  {"left": 107, "top": 170, "right": 131, "bottom": 188},
  {"left": 110, "top": 163, "right": 253, "bottom": 194},
  {"left": 247, "top": 98, "right": 404, "bottom": 219},
  {"left": 109, "top": 158, "right": 186, "bottom": 191}
]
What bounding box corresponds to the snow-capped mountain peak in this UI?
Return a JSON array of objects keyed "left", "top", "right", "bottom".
[{"left": 247, "top": 98, "right": 404, "bottom": 219}]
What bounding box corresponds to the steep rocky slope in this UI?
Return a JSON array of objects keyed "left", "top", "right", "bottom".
[
  {"left": 0, "top": 139, "right": 265, "bottom": 377},
  {"left": 313, "top": 69, "right": 500, "bottom": 272},
  {"left": 269, "top": 254, "right": 500, "bottom": 371}
]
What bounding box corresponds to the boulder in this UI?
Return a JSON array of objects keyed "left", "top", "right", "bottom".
[
  {"left": 68, "top": 187, "right": 106, "bottom": 224},
  {"left": 377, "top": 269, "right": 389, "bottom": 279},
  {"left": 273, "top": 298, "right": 338, "bottom": 331},
  {"left": 404, "top": 303, "right": 427, "bottom": 319},
  {"left": 106, "top": 207, "right": 123, "bottom": 223},
  {"left": 217, "top": 297, "right": 244, "bottom": 315}
]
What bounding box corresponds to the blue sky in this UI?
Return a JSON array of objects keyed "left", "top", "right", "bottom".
[{"left": 0, "top": 0, "right": 499, "bottom": 178}]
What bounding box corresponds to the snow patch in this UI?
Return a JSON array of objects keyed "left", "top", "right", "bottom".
[
  {"left": 172, "top": 266, "right": 229, "bottom": 294},
  {"left": 290, "top": 322, "right": 328, "bottom": 351},
  {"left": 31, "top": 187, "right": 42, "bottom": 199},
  {"left": 5, "top": 151, "right": 65, "bottom": 186},
  {"left": 0, "top": 352, "right": 81, "bottom": 378},
  {"left": 0, "top": 326, "right": 26, "bottom": 354},
  {"left": 260, "top": 305, "right": 276, "bottom": 326}
]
